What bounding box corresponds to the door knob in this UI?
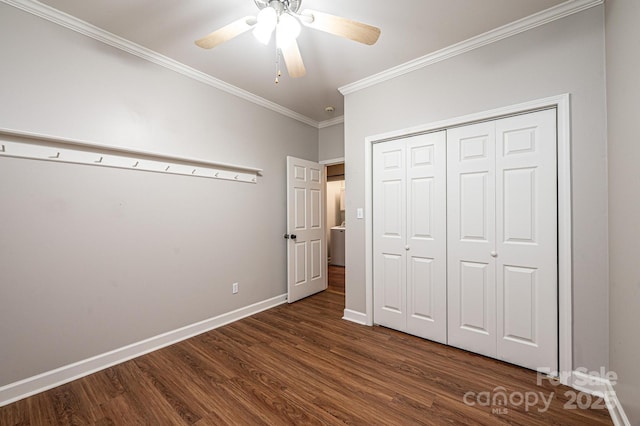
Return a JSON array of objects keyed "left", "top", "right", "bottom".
[
  {"left": 405, "top": 245, "right": 410, "bottom": 251},
  {"left": 291, "top": 234, "right": 297, "bottom": 240},
  {"left": 283, "top": 234, "right": 298, "bottom": 240},
  {"left": 490, "top": 251, "right": 498, "bottom": 257}
]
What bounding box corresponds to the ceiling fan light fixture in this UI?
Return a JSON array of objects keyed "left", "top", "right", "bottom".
[
  {"left": 253, "top": 6, "right": 277, "bottom": 44},
  {"left": 196, "top": 0, "right": 381, "bottom": 81},
  {"left": 297, "top": 10, "right": 314, "bottom": 24},
  {"left": 276, "top": 13, "right": 301, "bottom": 48}
]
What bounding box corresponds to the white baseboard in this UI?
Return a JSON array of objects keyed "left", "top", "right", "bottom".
[
  {"left": 569, "top": 370, "right": 631, "bottom": 426},
  {"left": 602, "top": 381, "right": 632, "bottom": 426},
  {"left": 342, "top": 309, "right": 368, "bottom": 326},
  {"left": 606, "top": 387, "right": 632, "bottom": 426},
  {"left": 570, "top": 369, "right": 609, "bottom": 397},
  {"left": 0, "top": 293, "right": 287, "bottom": 407}
]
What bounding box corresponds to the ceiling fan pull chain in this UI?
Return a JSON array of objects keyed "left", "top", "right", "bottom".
[{"left": 275, "top": 46, "right": 282, "bottom": 84}]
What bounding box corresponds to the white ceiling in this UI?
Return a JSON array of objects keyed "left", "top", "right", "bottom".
[{"left": 37, "top": 0, "right": 566, "bottom": 123}]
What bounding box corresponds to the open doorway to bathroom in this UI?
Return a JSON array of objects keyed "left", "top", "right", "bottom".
[{"left": 325, "top": 163, "right": 345, "bottom": 296}]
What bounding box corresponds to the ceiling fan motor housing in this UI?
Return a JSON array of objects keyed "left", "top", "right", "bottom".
[{"left": 254, "top": 0, "right": 302, "bottom": 14}]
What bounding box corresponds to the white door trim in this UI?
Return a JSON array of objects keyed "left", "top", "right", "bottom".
[
  {"left": 362, "top": 94, "right": 572, "bottom": 384},
  {"left": 319, "top": 157, "right": 345, "bottom": 166}
]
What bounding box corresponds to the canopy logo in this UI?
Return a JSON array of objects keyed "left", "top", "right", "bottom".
[
  {"left": 463, "top": 386, "right": 554, "bottom": 414},
  {"left": 462, "top": 367, "right": 616, "bottom": 415}
]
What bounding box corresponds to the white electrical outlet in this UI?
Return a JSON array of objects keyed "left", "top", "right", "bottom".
[{"left": 232, "top": 282, "right": 239, "bottom": 294}]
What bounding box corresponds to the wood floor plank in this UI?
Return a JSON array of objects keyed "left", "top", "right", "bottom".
[
  {"left": 168, "top": 340, "right": 237, "bottom": 383},
  {"left": 220, "top": 320, "right": 275, "bottom": 347},
  {"left": 133, "top": 353, "right": 208, "bottom": 424},
  {"left": 95, "top": 394, "right": 148, "bottom": 425},
  {"left": 0, "top": 268, "right": 612, "bottom": 425},
  {"left": 288, "top": 338, "right": 439, "bottom": 409},
  {"left": 103, "top": 363, "right": 188, "bottom": 425},
  {"left": 221, "top": 322, "right": 407, "bottom": 424},
  {"left": 0, "top": 398, "right": 27, "bottom": 425},
  {"left": 264, "top": 341, "right": 435, "bottom": 425},
  {"left": 328, "top": 265, "right": 345, "bottom": 294}
]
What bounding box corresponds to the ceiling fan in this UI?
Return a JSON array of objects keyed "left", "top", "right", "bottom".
[{"left": 195, "top": 0, "right": 381, "bottom": 81}]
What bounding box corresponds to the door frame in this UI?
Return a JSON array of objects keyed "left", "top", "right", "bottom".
[{"left": 363, "top": 94, "right": 573, "bottom": 384}]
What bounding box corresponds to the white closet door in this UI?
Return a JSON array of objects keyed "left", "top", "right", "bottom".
[
  {"left": 373, "top": 139, "right": 407, "bottom": 331},
  {"left": 495, "top": 109, "right": 557, "bottom": 372},
  {"left": 373, "top": 132, "right": 447, "bottom": 342},
  {"left": 447, "top": 122, "right": 497, "bottom": 358},
  {"left": 405, "top": 132, "right": 447, "bottom": 343}
]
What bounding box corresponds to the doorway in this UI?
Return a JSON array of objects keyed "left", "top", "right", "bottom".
[{"left": 325, "top": 161, "right": 346, "bottom": 296}]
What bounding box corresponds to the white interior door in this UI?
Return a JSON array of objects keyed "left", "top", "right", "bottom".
[
  {"left": 373, "top": 132, "right": 447, "bottom": 343},
  {"left": 447, "top": 121, "right": 498, "bottom": 358},
  {"left": 286, "top": 156, "right": 327, "bottom": 303},
  {"left": 495, "top": 109, "right": 557, "bottom": 372}
]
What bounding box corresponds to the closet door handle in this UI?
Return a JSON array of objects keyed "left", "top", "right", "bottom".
[
  {"left": 490, "top": 251, "right": 498, "bottom": 257},
  {"left": 405, "top": 245, "right": 410, "bottom": 251}
]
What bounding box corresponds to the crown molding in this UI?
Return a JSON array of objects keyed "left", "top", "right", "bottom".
[
  {"left": 339, "top": 0, "right": 604, "bottom": 95},
  {"left": 318, "top": 116, "right": 345, "bottom": 128},
  {"left": 1, "top": 0, "right": 320, "bottom": 128}
]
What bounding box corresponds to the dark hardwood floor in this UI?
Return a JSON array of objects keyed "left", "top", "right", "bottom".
[
  {"left": 1, "top": 271, "right": 611, "bottom": 425},
  {"left": 327, "top": 265, "right": 345, "bottom": 295}
]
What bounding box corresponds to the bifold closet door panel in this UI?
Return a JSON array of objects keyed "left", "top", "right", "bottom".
[
  {"left": 373, "top": 138, "right": 408, "bottom": 331},
  {"left": 447, "top": 109, "right": 558, "bottom": 372},
  {"left": 495, "top": 109, "right": 558, "bottom": 373},
  {"left": 405, "top": 132, "right": 447, "bottom": 343},
  {"left": 447, "top": 121, "right": 498, "bottom": 358},
  {"left": 373, "top": 132, "right": 447, "bottom": 343}
]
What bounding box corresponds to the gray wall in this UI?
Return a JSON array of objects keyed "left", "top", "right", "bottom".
[
  {"left": 606, "top": 0, "right": 640, "bottom": 422},
  {"left": 318, "top": 122, "right": 345, "bottom": 162},
  {"left": 343, "top": 6, "right": 608, "bottom": 372},
  {"left": 0, "top": 4, "right": 317, "bottom": 386}
]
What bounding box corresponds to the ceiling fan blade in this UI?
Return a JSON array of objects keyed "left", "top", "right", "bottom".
[
  {"left": 281, "top": 40, "right": 306, "bottom": 78},
  {"left": 301, "top": 10, "right": 380, "bottom": 45},
  {"left": 195, "top": 16, "right": 256, "bottom": 49}
]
